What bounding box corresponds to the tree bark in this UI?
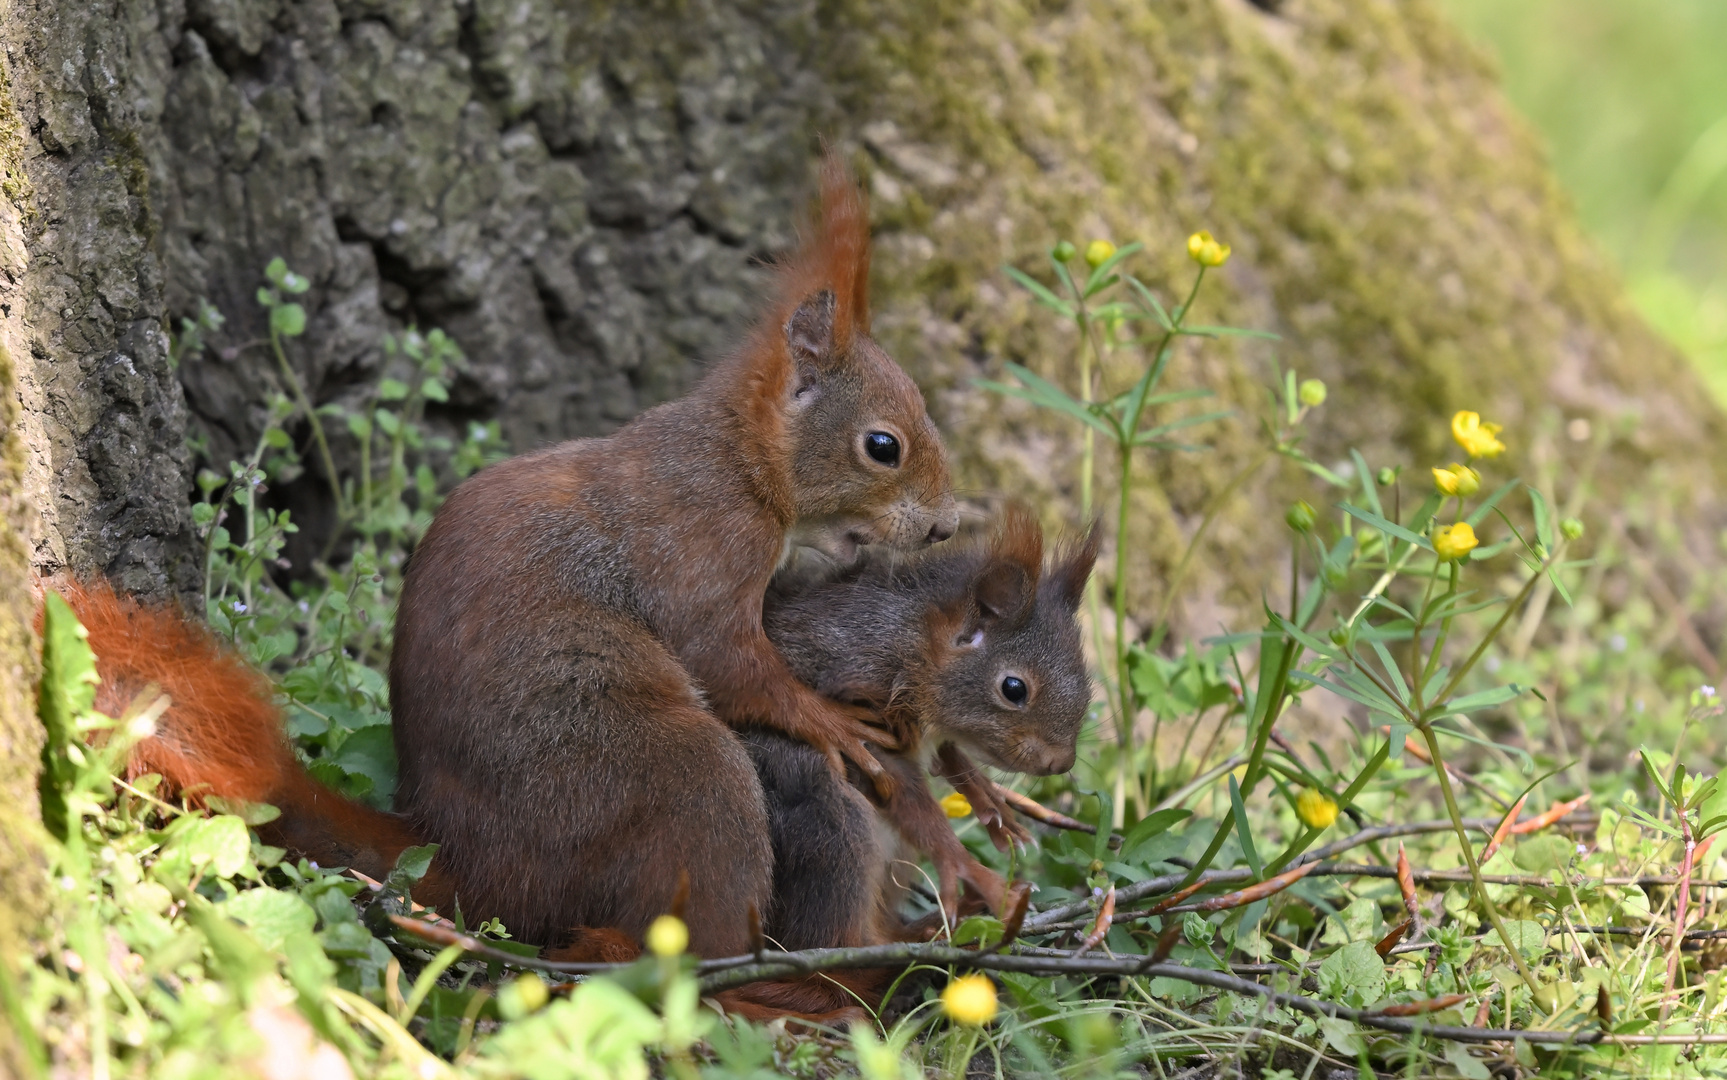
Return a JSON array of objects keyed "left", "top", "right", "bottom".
[{"left": 0, "top": 48, "right": 45, "bottom": 1077}]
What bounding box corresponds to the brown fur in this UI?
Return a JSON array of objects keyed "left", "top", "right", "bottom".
[{"left": 387, "top": 153, "right": 957, "bottom": 957}]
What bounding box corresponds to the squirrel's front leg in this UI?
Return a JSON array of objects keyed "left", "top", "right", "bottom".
[
  {"left": 877, "top": 754, "right": 1006, "bottom": 926},
  {"left": 694, "top": 623, "right": 902, "bottom": 798},
  {"left": 934, "top": 743, "right": 1032, "bottom": 851}
]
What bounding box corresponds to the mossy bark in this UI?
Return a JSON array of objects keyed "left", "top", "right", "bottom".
[{"left": 0, "top": 49, "right": 45, "bottom": 1080}]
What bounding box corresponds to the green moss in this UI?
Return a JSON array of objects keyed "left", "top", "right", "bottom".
[{"left": 821, "top": 0, "right": 1723, "bottom": 628}]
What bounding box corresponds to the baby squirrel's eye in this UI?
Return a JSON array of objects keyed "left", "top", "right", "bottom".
[
  {"left": 864, "top": 431, "right": 901, "bottom": 466},
  {"left": 1000, "top": 675, "right": 1029, "bottom": 705}
]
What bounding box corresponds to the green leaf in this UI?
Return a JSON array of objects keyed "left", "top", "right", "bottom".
[
  {"left": 1091, "top": 790, "right": 1115, "bottom": 863},
  {"left": 1179, "top": 324, "right": 1280, "bottom": 340},
  {"left": 1317, "top": 940, "right": 1386, "bottom": 1005},
  {"left": 1464, "top": 479, "right": 1522, "bottom": 527},
  {"left": 1338, "top": 503, "right": 1432, "bottom": 550},
  {"left": 1122, "top": 809, "right": 1191, "bottom": 863},
  {"left": 1530, "top": 487, "right": 1554, "bottom": 551},
  {"left": 1444, "top": 684, "right": 1525, "bottom": 714},
  {"left": 1229, "top": 776, "right": 1263, "bottom": 879},
  {"left": 1003, "top": 265, "right": 1075, "bottom": 317},
  {"left": 37, "top": 593, "right": 100, "bottom": 841},
  {"left": 421, "top": 377, "right": 450, "bottom": 403},
  {"left": 1405, "top": 492, "right": 1444, "bottom": 537},
  {"left": 976, "top": 364, "right": 1118, "bottom": 438},
  {"left": 1641, "top": 749, "right": 1677, "bottom": 805},
  {"left": 1499, "top": 918, "right": 1547, "bottom": 961},
  {"left": 386, "top": 843, "right": 441, "bottom": 894},
  {"left": 270, "top": 302, "right": 307, "bottom": 337},
  {"left": 173, "top": 815, "right": 253, "bottom": 878},
  {"left": 265, "top": 256, "right": 289, "bottom": 285},
  {"left": 1133, "top": 410, "right": 1232, "bottom": 446},
  {"left": 1125, "top": 276, "right": 1174, "bottom": 330},
  {"left": 220, "top": 887, "right": 317, "bottom": 951},
  {"left": 378, "top": 378, "right": 410, "bottom": 401},
  {"left": 951, "top": 915, "right": 1005, "bottom": 947},
  {"left": 1445, "top": 1041, "right": 1493, "bottom": 1080},
  {"left": 1350, "top": 450, "right": 1382, "bottom": 518},
  {"left": 1512, "top": 835, "right": 1574, "bottom": 876},
  {"left": 1319, "top": 1016, "right": 1364, "bottom": 1057}
]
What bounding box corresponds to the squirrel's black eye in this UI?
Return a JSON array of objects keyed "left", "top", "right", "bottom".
[
  {"left": 864, "top": 431, "right": 901, "bottom": 466},
  {"left": 1001, "top": 675, "right": 1028, "bottom": 705}
]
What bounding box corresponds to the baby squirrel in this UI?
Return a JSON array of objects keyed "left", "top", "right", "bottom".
[
  {"left": 384, "top": 152, "right": 956, "bottom": 965},
  {"left": 749, "top": 504, "right": 1097, "bottom": 952}
]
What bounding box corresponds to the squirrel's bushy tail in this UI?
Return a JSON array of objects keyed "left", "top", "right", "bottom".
[{"left": 59, "top": 581, "right": 433, "bottom": 887}]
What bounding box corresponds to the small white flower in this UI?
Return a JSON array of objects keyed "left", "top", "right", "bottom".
[
  {"left": 232, "top": 600, "right": 247, "bottom": 614},
  {"left": 1703, "top": 685, "right": 1717, "bottom": 698},
  {"left": 1609, "top": 634, "right": 1627, "bottom": 653},
  {"left": 1484, "top": 655, "right": 1501, "bottom": 674}
]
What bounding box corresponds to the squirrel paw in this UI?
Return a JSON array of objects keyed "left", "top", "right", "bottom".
[{"left": 806, "top": 702, "right": 901, "bottom": 800}]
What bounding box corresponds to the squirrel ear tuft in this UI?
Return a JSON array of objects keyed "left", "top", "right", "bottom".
[
  {"left": 1052, "top": 521, "right": 1101, "bottom": 613},
  {"left": 972, "top": 561, "right": 1033, "bottom": 625},
  {"left": 817, "top": 148, "right": 870, "bottom": 342},
  {"left": 785, "top": 289, "right": 837, "bottom": 366},
  {"left": 991, "top": 502, "right": 1044, "bottom": 580}
]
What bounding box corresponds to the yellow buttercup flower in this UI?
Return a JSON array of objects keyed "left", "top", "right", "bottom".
[
  {"left": 1433, "top": 521, "right": 1479, "bottom": 562},
  {"left": 1431, "top": 463, "right": 1481, "bottom": 498},
  {"left": 940, "top": 792, "right": 973, "bottom": 819},
  {"left": 1084, "top": 239, "right": 1117, "bottom": 268},
  {"left": 1451, "top": 411, "right": 1506, "bottom": 459},
  {"left": 1295, "top": 787, "right": 1339, "bottom": 830},
  {"left": 941, "top": 974, "right": 999, "bottom": 1026},
  {"left": 646, "top": 914, "right": 688, "bottom": 957},
  {"left": 1186, "top": 230, "right": 1231, "bottom": 267}
]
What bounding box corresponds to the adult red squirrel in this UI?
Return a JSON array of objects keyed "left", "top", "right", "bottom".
[{"left": 383, "top": 152, "right": 955, "bottom": 962}]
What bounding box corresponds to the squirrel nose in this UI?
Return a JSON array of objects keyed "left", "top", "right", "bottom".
[{"left": 926, "top": 519, "right": 955, "bottom": 544}]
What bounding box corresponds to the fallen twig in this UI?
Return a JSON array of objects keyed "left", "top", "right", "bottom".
[
  {"left": 1025, "top": 819, "right": 1502, "bottom": 931},
  {"left": 1031, "top": 864, "right": 1727, "bottom": 933},
  {"left": 1074, "top": 886, "right": 1115, "bottom": 956}
]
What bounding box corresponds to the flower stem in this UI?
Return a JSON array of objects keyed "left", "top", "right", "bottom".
[
  {"left": 271, "top": 325, "right": 347, "bottom": 520},
  {"left": 1419, "top": 721, "right": 1544, "bottom": 1003}
]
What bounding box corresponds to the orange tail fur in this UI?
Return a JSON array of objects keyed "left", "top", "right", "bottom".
[{"left": 55, "top": 581, "right": 434, "bottom": 889}]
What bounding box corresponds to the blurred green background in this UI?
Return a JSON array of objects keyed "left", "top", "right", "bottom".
[{"left": 1443, "top": 0, "right": 1727, "bottom": 405}]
